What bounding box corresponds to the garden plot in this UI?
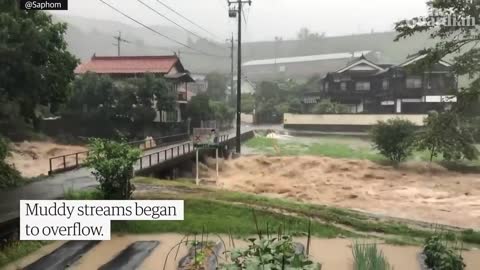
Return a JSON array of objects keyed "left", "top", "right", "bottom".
[{"left": 5, "top": 234, "right": 480, "bottom": 270}]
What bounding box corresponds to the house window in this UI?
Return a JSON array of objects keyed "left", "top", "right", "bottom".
[
  {"left": 382, "top": 79, "right": 389, "bottom": 90},
  {"left": 340, "top": 82, "right": 347, "bottom": 91},
  {"left": 406, "top": 77, "right": 422, "bottom": 88},
  {"left": 325, "top": 82, "right": 329, "bottom": 91},
  {"left": 355, "top": 81, "right": 370, "bottom": 91}
]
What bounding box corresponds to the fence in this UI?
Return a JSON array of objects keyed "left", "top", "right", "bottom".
[{"left": 48, "top": 133, "right": 189, "bottom": 175}]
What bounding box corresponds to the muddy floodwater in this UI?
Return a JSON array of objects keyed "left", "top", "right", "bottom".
[
  {"left": 5, "top": 234, "right": 480, "bottom": 270},
  {"left": 210, "top": 155, "right": 480, "bottom": 228}
]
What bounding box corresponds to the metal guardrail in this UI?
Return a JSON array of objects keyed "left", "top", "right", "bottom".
[
  {"left": 136, "top": 134, "right": 230, "bottom": 171},
  {"left": 48, "top": 133, "right": 190, "bottom": 175}
]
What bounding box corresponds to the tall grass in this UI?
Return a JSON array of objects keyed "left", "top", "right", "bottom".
[{"left": 352, "top": 242, "right": 392, "bottom": 270}]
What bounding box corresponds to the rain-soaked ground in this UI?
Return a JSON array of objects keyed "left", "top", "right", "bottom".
[{"left": 6, "top": 234, "right": 480, "bottom": 270}]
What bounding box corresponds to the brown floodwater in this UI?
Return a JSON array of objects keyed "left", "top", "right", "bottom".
[{"left": 5, "top": 234, "right": 480, "bottom": 270}]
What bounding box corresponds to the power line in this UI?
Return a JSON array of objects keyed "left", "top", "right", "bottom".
[
  {"left": 98, "top": 0, "right": 227, "bottom": 58},
  {"left": 139, "top": 0, "right": 227, "bottom": 49},
  {"left": 137, "top": 0, "right": 206, "bottom": 43},
  {"left": 155, "top": 0, "right": 223, "bottom": 41}
]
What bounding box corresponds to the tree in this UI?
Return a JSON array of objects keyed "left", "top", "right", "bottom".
[
  {"left": 297, "top": 27, "right": 324, "bottom": 41},
  {"left": 395, "top": 1, "right": 480, "bottom": 112},
  {"left": 241, "top": 94, "right": 255, "bottom": 114},
  {"left": 416, "top": 111, "right": 478, "bottom": 162},
  {"left": 69, "top": 72, "right": 116, "bottom": 114},
  {"left": 186, "top": 93, "right": 213, "bottom": 128},
  {"left": 85, "top": 139, "right": 141, "bottom": 200},
  {"left": 0, "top": 1, "right": 78, "bottom": 128},
  {"left": 371, "top": 119, "right": 417, "bottom": 163},
  {"left": 206, "top": 72, "right": 228, "bottom": 101},
  {"left": 210, "top": 100, "right": 235, "bottom": 127},
  {"left": 133, "top": 74, "right": 175, "bottom": 123}
]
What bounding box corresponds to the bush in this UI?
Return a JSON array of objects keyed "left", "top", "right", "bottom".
[
  {"left": 221, "top": 235, "right": 321, "bottom": 270},
  {"left": 85, "top": 138, "right": 141, "bottom": 199},
  {"left": 0, "top": 162, "right": 23, "bottom": 190},
  {"left": 0, "top": 136, "right": 23, "bottom": 190},
  {"left": 370, "top": 118, "right": 416, "bottom": 162},
  {"left": 423, "top": 234, "right": 465, "bottom": 270}
]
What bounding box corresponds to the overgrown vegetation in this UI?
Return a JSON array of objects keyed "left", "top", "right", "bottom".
[
  {"left": 423, "top": 234, "right": 465, "bottom": 270},
  {"left": 370, "top": 118, "right": 417, "bottom": 163},
  {"left": 352, "top": 242, "right": 392, "bottom": 270},
  {"left": 85, "top": 139, "right": 141, "bottom": 199},
  {"left": 222, "top": 235, "right": 321, "bottom": 270}
]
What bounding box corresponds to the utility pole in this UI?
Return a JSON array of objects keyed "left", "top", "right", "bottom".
[
  {"left": 113, "top": 31, "right": 130, "bottom": 56},
  {"left": 227, "top": 33, "right": 235, "bottom": 106},
  {"left": 228, "top": 0, "right": 251, "bottom": 154}
]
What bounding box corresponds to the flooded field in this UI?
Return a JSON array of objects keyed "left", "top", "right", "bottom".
[
  {"left": 211, "top": 155, "right": 480, "bottom": 228},
  {"left": 5, "top": 234, "right": 480, "bottom": 270}
]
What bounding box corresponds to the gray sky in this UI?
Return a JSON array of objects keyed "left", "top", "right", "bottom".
[{"left": 52, "top": 0, "right": 429, "bottom": 41}]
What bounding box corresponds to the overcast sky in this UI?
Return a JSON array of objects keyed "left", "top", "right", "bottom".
[{"left": 52, "top": 0, "right": 429, "bottom": 42}]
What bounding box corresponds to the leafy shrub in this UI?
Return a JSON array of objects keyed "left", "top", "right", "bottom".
[
  {"left": 0, "top": 162, "right": 23, "bottom": 190},
  {"left": 416, "top": 111, "right": 478, "bottom": 162},
  {"left": 0, "top": 136, "right": 23, "bottom": 190},
  {"left": 311, "top": 99, "right": 350, "bottom": 114},
  {"left": 85, "top": 138, "right": 141, "bottom": 199},
  {"left": 423, "top": 234, "right": 465, "bottom": 270},
  {"left": 352, "top": 242, "right": 391, "bottom": 270},
  {"left": 370, "top": 118, "right": 416, "bottom": 162},
  {"left": 221, "top": 235, "right": 321, "bottom": 270},
  {"left": 0, "top": 136, "right": 7, "bottom": 161}
]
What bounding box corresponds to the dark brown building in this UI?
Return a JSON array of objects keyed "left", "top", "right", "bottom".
[{"left": 303, "top": 55, "right": 457, "bottom": 114}]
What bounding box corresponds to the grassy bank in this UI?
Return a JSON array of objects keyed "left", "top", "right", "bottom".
[
  {"left": 0, "top": 241, "right": 50, "bottom": 268},
  {"left": 245, "top": 136, "right": 480, "bottom": 167},
  {"left": 111, "top": 199, "right": 350, "bottom": 238}
]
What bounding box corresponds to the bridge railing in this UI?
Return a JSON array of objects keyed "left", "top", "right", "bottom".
[
  {"left": 48, "top": 133, "right": 190, "bottom": 175},
  {"left": 136, "top": 134, "right": 230, "bottom": 171}
]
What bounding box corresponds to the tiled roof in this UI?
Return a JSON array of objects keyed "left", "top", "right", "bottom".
[{"left": 75, "top": 55, "right": 180, "bottom": 74}]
